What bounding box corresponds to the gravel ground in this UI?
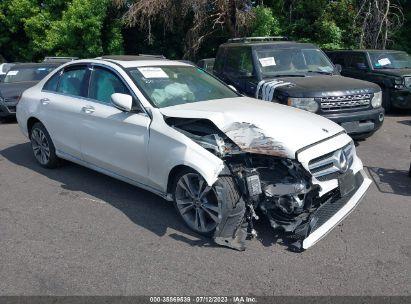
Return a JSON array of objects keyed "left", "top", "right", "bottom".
[{"left": 0, "top": 114, "right": 410, "bottom": 296}]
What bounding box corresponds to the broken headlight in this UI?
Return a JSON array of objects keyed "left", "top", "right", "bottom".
[{"left": 288, "top": 97, "right": 319, "bottom": 113}]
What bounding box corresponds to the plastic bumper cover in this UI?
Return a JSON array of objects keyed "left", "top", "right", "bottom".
[
  {"left": 302, "top": 169, "right": 372, "bottom": 249},
  {"left": 0, "top": 99, "right": 17, "bottom": 117},
  {"left": 322, "top": 108, "right": 384, "bottom": 135}
]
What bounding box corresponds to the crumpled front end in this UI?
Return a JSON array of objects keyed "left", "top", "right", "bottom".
[{"left": 165, "top": 116, "right": 371, "bottom": 251}]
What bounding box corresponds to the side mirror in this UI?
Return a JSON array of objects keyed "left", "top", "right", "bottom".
[
  {"left": 334, "top": 64, "right": 342, "bottom": 73},
  {"left": 111, "top": 93, "right": 133, "bottom": 112}
]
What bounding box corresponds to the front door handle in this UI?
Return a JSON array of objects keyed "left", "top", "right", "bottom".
[
  {"left": 40, "top": 98, "right": 50, "bottom": 105},
  {"left": 81, "top": 105, "right": 95, "bottom": 114}
]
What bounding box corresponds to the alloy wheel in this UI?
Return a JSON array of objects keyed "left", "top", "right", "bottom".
[
  {"left": 175, "top": 173, "right": 221, "bottom": 234},
  {"left": 31, "top": 128, "right": 51, "bottom": 165}
]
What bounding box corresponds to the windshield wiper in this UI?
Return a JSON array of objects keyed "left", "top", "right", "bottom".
[{"left": 267, "top": 74, "right": 306, "bottom": 78}]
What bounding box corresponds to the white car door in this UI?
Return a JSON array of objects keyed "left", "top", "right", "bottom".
[
  {"left": 40, "top": 65, "right": 89, "bottom": 159},
  {"left": 79, "top": 65, "right": 151, "bottom": 185}
]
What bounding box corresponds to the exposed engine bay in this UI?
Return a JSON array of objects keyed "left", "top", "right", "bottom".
[{"left": 165, "top": 116, "right": 344, "bottom": 251}]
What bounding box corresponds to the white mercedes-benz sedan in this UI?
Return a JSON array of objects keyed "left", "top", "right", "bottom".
[{"left": 16, "top": 55, "right": 371, "bottom": 251}]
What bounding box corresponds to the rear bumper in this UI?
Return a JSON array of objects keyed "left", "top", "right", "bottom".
[
  {"left": 0, "top": 99, "right": 17, "bottom": 117},
  {"left": 302, "top": 170, "right": 371, "bottom": 249},
  {"left": 322, "top": 108, "right": 384, "bottom": 135}
]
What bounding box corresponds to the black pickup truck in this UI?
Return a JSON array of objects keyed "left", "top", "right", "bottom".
[
  {"left": 211, "top": 37, "right": 385, "bottom": 139},
  {"left": 326, "top": 49, "right": 411, "bottom": 112}
]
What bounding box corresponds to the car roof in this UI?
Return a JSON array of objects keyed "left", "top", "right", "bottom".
[
  {"left": 220, "top": 41, "right": 318, "bottom": 49},
  {"left": 9, "top": 62, "right": 61, "bottom": 70},
  {"left": 94, "top": 56, "right": 193, "bottom": 69},
  {"left": 326, "top": 49, "right": 406, "bottom": 53}
]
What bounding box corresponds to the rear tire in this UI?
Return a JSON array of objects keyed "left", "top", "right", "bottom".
[
  {"left": 172, "top": 168, "right": 240, "bottom": 236},
  {"left": 30, "top": 122, "right": 60, "bottom": 168}
]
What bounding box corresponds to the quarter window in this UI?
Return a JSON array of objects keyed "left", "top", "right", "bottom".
[
  {"left": 89, "top": 67, "right": 129, "bottom": 103},
  {"left": 57, "top": 67, "right": 87, "bottom": 97},
  {"left": 225, "top": 47, "right": 254, "bottom": 76},
  {"left": 332, "top": 54, "right": 347, "bottom": 67},
  {"left": 43, "top": 71, "right": 61, "bottom": 92},
  {"left": 347, "top": 53, "right": 368, "bottom": 70}
]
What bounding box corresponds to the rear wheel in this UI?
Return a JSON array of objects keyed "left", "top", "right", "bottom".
[
  {"left": 30, "top": 122, "right": 59, "bottom": 168},
  {"left": 172, "top": 169, "right": 240, "bottom": 236}
]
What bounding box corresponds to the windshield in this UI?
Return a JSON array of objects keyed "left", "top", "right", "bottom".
[
  {"left": 369, "top": 51, "right": 411, "bottom": 69},
  {"left": 3, "top": 66, "right": 54, "bottom": 83},
  {"left": 128, "top": 66, "right": 238, "bottom": 108},
  {"left": 255, "top": 48, "right": 334, "bottom": 77}
]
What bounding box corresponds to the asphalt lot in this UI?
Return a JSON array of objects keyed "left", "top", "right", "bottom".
[{"left": 0, "top": 114, "right": 410, "bottom": 296}]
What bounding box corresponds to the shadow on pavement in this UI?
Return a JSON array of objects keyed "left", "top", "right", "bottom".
[
  {"left": 0, "top": 117, "right": 17, "bottom": 124},
  {"left": 366, "top": 166, "right": 411, "bottom": 197},
  {"left": 0, "top": 142, "right": 216, "bottom": 247},
  {"left": 0, "top": 142, "right": 286, "bottom": 250},
  {"left": 397, "top": 119, "right": 411, "bottom": 126}
]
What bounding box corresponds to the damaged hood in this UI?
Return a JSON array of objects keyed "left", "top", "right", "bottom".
[{"left": 159, "top": 97, "right": 344, "bottom": 158}]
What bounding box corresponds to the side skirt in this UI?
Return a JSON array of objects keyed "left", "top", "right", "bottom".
[{"left": 56, "top": 150, "right": 169, "bottom": 201}]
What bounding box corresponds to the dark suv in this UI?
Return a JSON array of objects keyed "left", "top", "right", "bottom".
[
  {"left": 326, "top": 50, "right": 411, "bottom": 112},
  {"left": 0, "top": 63, "right": 60, "bottom": 119},
  {"left": 212, "top": 37, "right": 385, "bottom": 139}
]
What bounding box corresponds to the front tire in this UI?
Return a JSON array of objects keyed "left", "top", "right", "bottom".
[
  {"left": 382, "top": 88, "right": 392, "bottom": 113},
  {"left": 172, "top": 169, "right": 240, "bottom": 236},
  {"left": 30, "top": 122, "right": 59, "bottom": 168}
]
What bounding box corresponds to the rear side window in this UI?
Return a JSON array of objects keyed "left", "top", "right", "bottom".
[
  {"left": 57, "top": 67, "right": 87, "bottom": 97},
  {"left": 225, "top": 47, "right": 253, "bottom": 75},
  {"left": 332, "top": 53, "right": 347, "bottom": 67},
  {"left": 88, "top": 67, "right": 129, "bottom": 104},
  {"left": 43, "top": 71, "right": 61, "bottom": 92},
  {"left": 213, "top": 48, "right": 226, "bottom": 73},
  {"left": 346, "top": 53, "right": 368, "bottom": 69}
]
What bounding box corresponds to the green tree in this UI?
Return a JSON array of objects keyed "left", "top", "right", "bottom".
[
  {"left": 251, "top": 6, "right": 281, "bottom": 37},
  {"left": 44, "top": 0, "right": 123, "bottom": 57}
]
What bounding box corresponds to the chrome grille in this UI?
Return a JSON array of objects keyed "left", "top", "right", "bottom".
[
  {"left": 405, "top": 76, "right": 411, "bottom": 89},
  {"left": 4, "top": 97, "right": 17, "bottom": 103},
  {"left": 7, "top": 106, "right": 16, "bottom": 113},
  {"left": 318, "top": 94, "right": 371, "bottom": 112},
  {"left": 308, "top": 142, "right": 354, "bottom": 181}
]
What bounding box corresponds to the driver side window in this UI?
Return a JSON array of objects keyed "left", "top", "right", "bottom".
[
  {"left": 347, "top": 53, "right": 368, "bottom": 70},
  {"left": 225, "top": 47, "right": 254, "bottom": 76},
  {"left": 88, "top": 67, "right": 130, "bottom": 104}
]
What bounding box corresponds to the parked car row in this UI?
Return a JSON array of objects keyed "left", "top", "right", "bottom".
[
  {"left": 0, "top": 57, "right": 77, "bottom": 119},
  {"left": 2, "top": 40, "right": 409, "bottom": 251},
  {"left": 326, "top": 49, "right": 411, "bottom": 112},
  {"left": 198, "top": 37, "right": 410, "bottom": 135},
  {"left": 14, "top": 54, "right": 372, "bottom": 251}
]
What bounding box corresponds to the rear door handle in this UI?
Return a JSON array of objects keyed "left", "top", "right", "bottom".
[
  {"left": 40, "top": 98, "right": 50, "bottom": 105},
  {"left": 81, "top": 105, "right": 95, "bottom": 114}
]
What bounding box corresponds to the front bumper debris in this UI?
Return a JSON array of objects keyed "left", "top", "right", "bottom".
[{"left": 301, "top": 169, "right": 371, "bottom": 249}]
